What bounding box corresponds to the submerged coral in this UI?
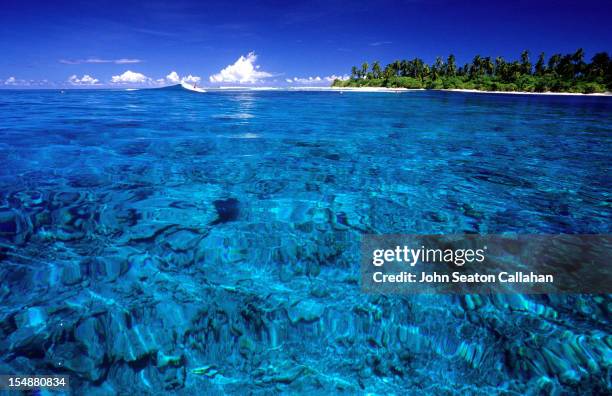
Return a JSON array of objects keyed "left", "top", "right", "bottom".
[{"left": 0, "top": 89, "right": 610, "bottom": 394}]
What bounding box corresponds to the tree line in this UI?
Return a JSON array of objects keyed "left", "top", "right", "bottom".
[{"left": 333, "top": 49, "right": 611, "bottom": 93}]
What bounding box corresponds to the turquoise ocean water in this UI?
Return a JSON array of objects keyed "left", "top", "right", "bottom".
[{"left": 0, "top": 87, "right": 610, "bottom": 394}]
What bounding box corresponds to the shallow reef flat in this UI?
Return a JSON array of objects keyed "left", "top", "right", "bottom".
[{"left": 0, "top": 89, "right": 610, "bottom": 394}]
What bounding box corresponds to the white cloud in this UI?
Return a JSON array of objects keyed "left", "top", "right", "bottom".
[
  {"left": 369, "top": 41, "right": 392, "bottom": 47},
  {"left": 68, "top": 74, "right": 100, "bottom": 85},
  {"left": 60, "top": 58, "right": 142, "bottom": 65},
  {"left": 164, "top": 71, "right": 202, "bottom": 85},
  {"left": 115, "top": 58, "right": 141, "bottom": 64},
  {"left": 3, "top": 76, "right": 32, "bottom": 86},
  {"left": 108, "top": 70, "right": 203, "bottom": 86},
  {"left": 111, "top": 70, "right": 150, "bottom": 84},
  {"left": 166, "top": 71, "right": 180, "bottom": 84},
  {"left": 286, "top": 76, "right": 322, "bottom": 84},
  {"left": 285, "top": 74, "right": 349, "bottom": 84},
  {"left": 3, "top": 77, "right": 53, "bottom": 87},
  {"left": 324, "top": 74, "right": 350, "bottom": 82},
  {"left": 182, "top": 74, "right": 201, "bottom": 84},
  {"left": 209, "top": 52, "right": 272, "bottom": 84}
]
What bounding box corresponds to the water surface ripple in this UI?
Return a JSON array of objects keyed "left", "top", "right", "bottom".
[{"left": 0, "top": 89, "right": 610, "bottom": 394}]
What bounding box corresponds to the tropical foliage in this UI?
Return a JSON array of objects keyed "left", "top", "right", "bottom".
[{"left": 332, "top": 49, "right": 612, "bottom": 93}]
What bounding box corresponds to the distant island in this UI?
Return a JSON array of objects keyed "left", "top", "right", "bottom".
[{"left": 332, "top": 49, "right": 611, "bottom": 94}]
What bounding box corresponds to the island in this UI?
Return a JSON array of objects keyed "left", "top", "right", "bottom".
[{"left": 332, "top": 49, "right": 611, "bottom": 94}]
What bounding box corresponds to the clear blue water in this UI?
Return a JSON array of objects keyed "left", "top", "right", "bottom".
[{"left": 0, "top": 88, "right": 610, "bottom": 394}]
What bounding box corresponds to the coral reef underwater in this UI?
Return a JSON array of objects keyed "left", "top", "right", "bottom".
[{"left": 0, "top": 89, "right": 610, "bottom": 394}]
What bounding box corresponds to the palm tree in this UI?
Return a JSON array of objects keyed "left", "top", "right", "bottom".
[
  {"left": 446, "top": 54, "right": 457, "bottom": 76},
  {"left": 361, "top": 62, "right": 369, "bottom": 79},
  {"left": 383, "top": 65, "right": 394, "bottom": 80},
  {"left": 400, "top": 60, "right": 410, "bottom": 76},
  {"left": 548, "top": 54, "right": 562, "bottom": 75},
  {"left": 588, "top": 52, "right": 610, "bottom": 78},
  {"left": 422, "top": 64, "right": 430, "bottom": 80},
  {"left": 409, "top": 59, "right": 418, "bottom": 78},
  {"left": 557, "top": 54, "right": 574, "bottom": 79},
  {"left": 470, "top": 55, "right": 482, "bottom": 78},
  {"left": 534, "top": 53, "right": 546, "bottom": 76},
  {"left": 520, "top": 50, "right": 531, "bottom": 75},
  {"left": 572, "top": 48, "right": 585, "bottom": 77},
  {"left": 494, "top": 56, "right": 505, "bottom": 76},
  {"left": 345, "top": 48, "right": 608, "bottom": 93},
  {"left": 432, "top": 57, "right": 444, "bottom": 79},
  {"left": 392, "top": 60, "right": 401, "bottom": 76},
  {"left": 483, "top": 57, "right": 494, "bottom": 76},
  {"left": 372, "top": 61, "right": 382, "bottom": 79},
  {"left": 413, "top": 58, "right": 425, "bottom": 79}
]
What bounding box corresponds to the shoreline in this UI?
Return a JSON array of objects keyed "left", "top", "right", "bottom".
[
  {"left": 328, "top": 86, "right": 421, "bottom": 92},
  {"left": 2, "top": 86, "right": 610, "bottom": 96},
  {"left": 299, "top": 86, "right": 612, "bottom": 96},
  {"left": 438, "top": 88, "right": 612, "bottom": 96},
  {"left": 328, "top": 86, "right": 611, "bottom": 96}
]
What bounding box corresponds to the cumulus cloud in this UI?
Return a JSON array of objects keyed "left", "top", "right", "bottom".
[
  {"left": 164, "top": 71, "right": 201, "bottom": 85},
  {"left": 182, "top": 74, "right": 201, "bottom": 84},
  {"left": 109, "top": 70, "right": 202, "bottom": 86},
  {"left": 60, "top": 58, "right": 142, "bottom": 65},
  {"left": 286, "top": 76, "right": 322, "bottom": 84},
  {"left": 111, "top": 70, "right": 149, "bottom": 84},
  {"left": 285, "top": 74, "right": 350, "bottom": 84},
  {"left": 325, "top": 74, "right": 350, "bottom": 82},
  {"left": 67, "top": 74, "right": 100, "bottom": 85},
  {"left": 3, "top": 76, "right": 33, "bottom": 86},
  {"left": 209, "top": 52, "right": 272, "bottom": 84},
  {"left": 166, "top": 71, "right": 180, "bottom": 84},
  {"left": 3, "top": 77, "right": 52, "bottom": 87}
]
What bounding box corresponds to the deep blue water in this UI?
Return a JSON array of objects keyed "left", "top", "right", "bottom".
[{"left": 0, "top": 89, "right": 610, "bottom": 394}]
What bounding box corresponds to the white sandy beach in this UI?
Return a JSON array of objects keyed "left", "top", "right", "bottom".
[
  {"left": 328, "top": 86, "right": 420, "bottom": 92},
  {"left": 290, "top": 87, "right": 611, "bottom": 95},
  {"left": 148, "top": 85, "right": 612, "bottom": 95},
  {"left": 439, "top": 88, "right": 612, "bottom": 96},
  {"left": 299, "top": 86, "right": 421, "bottom": 92}
]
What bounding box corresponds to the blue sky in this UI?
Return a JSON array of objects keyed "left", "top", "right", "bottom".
[{"left": 1, "top": 0, "right": 611, "bottom": 87}]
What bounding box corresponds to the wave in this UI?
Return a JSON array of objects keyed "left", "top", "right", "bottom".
[
  {"left": 180, "top": 82, "right": 206, "bottom": 93},
  {"left": 154, "top": 84, "right": 206, "bottom": 93}
]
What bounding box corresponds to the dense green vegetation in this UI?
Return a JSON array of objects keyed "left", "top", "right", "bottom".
[{"left": 332, "top": 50, "right": 612, "bottom": 93}]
